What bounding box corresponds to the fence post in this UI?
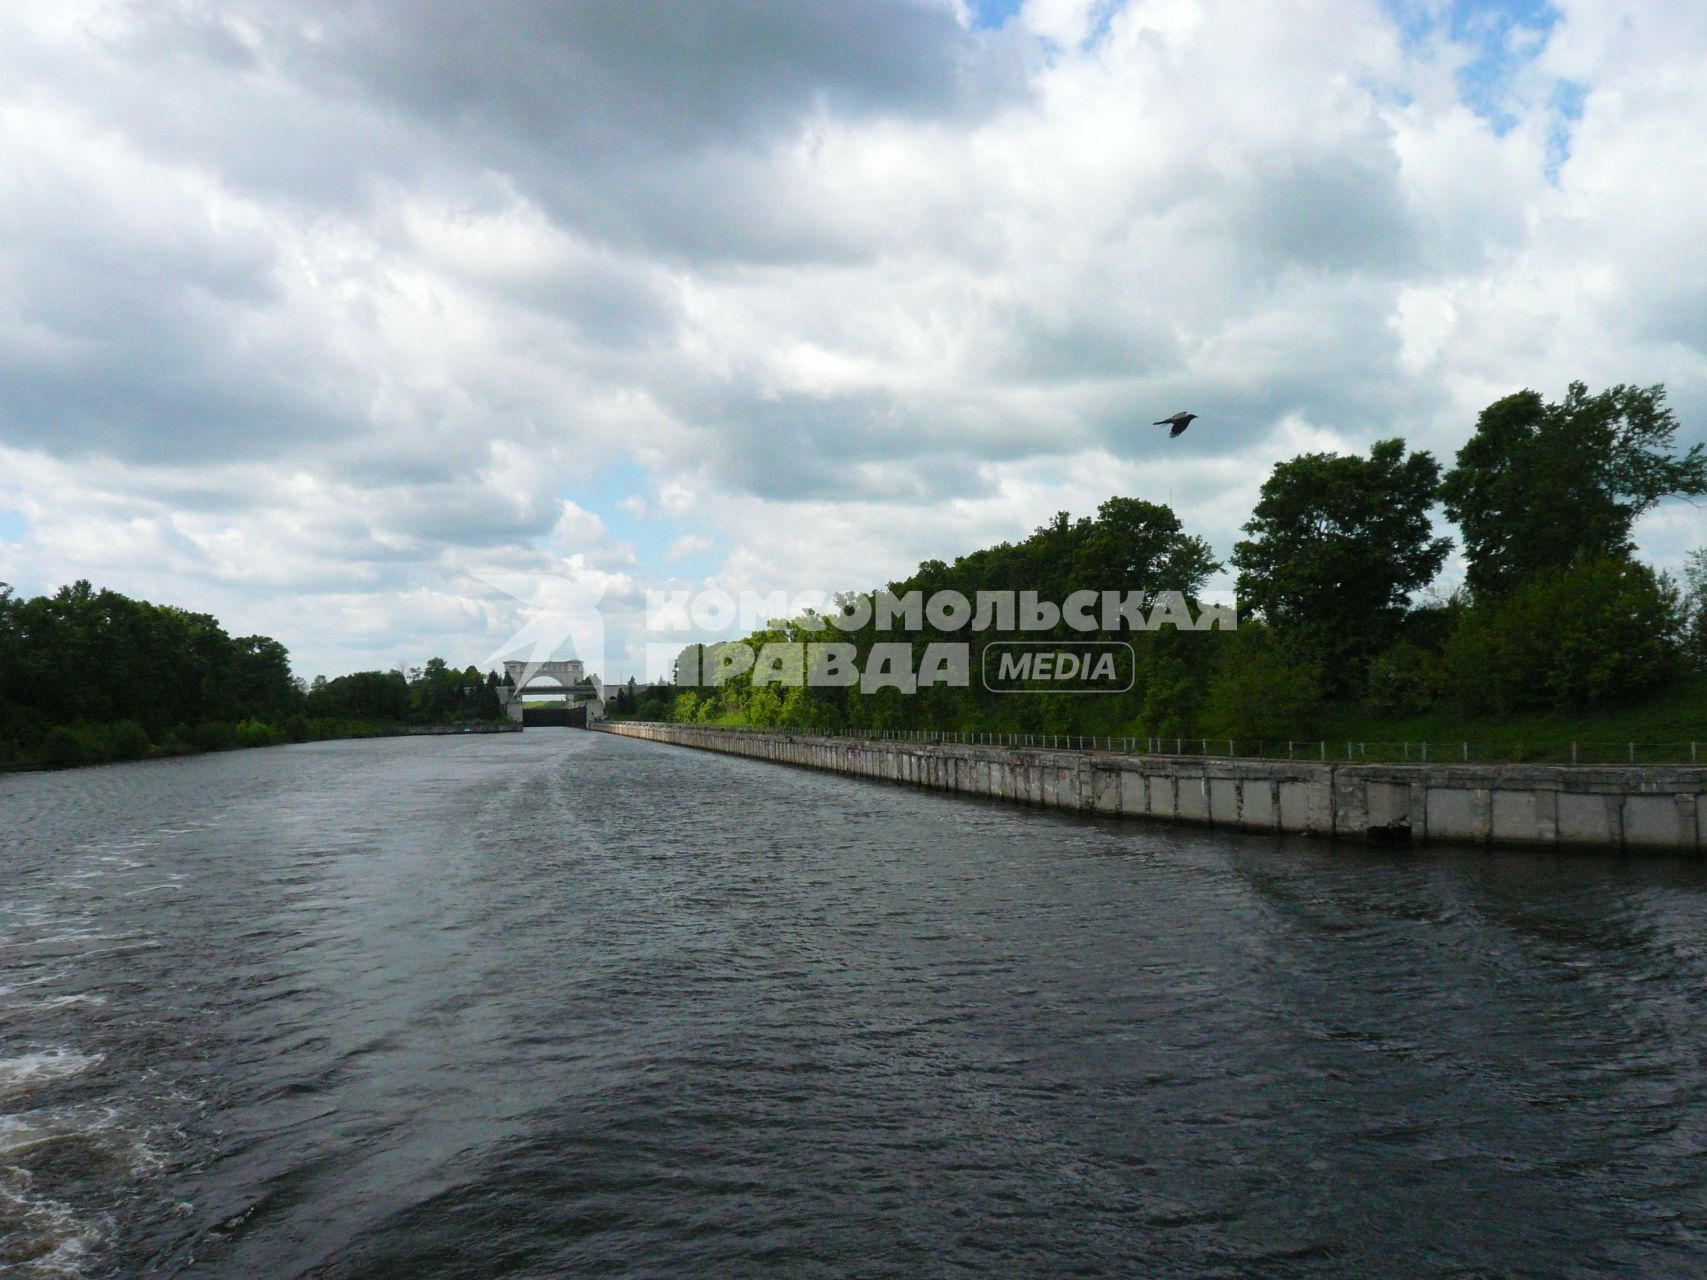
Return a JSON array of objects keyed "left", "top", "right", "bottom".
[
  {"left": 1694, "top": 741, "right": 1698, "bottom": 764},
  {"left": 1421, "top": 742, "right": 1428, "bottom": 762},
  {"left": 1571, "top": 741, "right": 1578, "bottom": 764},
  {"left": 1462, "top": 741, "right": 1468, "bottom": 762},
  {"left": 1628, "top": 741, "right": 1635, "bottom": 764},
  {"left": 1287, "top": 740, "right": 1293, "bottom": 760}
]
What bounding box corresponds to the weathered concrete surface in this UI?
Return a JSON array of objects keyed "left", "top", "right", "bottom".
[{"left": 595, "top": 723, "right": 1707, "bottom": 854}]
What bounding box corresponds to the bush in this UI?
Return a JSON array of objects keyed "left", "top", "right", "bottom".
[
  {"left": 1202, "top": 630, "right": 1322, "bottom": 741},
  {"left": 1683, "top": 548, "right": 1707, "bottom": 673},
  {"left": 1443, "top": 559, "right": 1685, "bottom": 712},
  {"left": 189, "top": 720, "right": 236, "bottom": 751},
  {"left": 1366, "top": 641, "right": 1442, "bottom": 717},
  {"left": 1138, "top": 666, "right": 1199, "bottom": 739},
  {"left": 41, "top": 725, "right": 82, "bottom": 767},
  {"left": 234, "top": 718, "right": 281, "bottom": 748},
  {"left": 108, "top": 720, "right": 152, "bottom": 760}
]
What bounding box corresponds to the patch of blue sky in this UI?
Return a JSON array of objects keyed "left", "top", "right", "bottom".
[
  {"left": 967, "top": 0, "right": 1026, "bottom": 31},
  {"left": 0, "top": 508, "right": 25, "bottom": 543},
  {"left": 1545, "top": 77, "right": 1587, "bottom": 178},
  {"left": 567, "top": 460, "right": 721, "bottom": 583},
  {"left": 1384, "top": 0, "right": 1562, "bottom": 133},
  {"left": 967, "top": 0, "right": 1120, "bottom": 46}
]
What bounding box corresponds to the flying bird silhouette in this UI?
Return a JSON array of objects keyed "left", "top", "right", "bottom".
[{"left": 1154, "top": 411, "right": 1198, "bottom": 438}]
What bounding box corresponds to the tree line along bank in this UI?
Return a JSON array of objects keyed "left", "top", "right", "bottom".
[
  {"left": 0, "top": 584, "right": 507, "bottom": 770},
  {"left": 645, "top": 382, "right": 1707, "bottom": 747}
]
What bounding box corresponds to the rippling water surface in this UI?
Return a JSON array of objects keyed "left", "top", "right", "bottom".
[{"left": 3, "top": 730, "right": 1706, "bottom": 1277}]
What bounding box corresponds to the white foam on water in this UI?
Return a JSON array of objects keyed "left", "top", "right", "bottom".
[
  {"left": 121, "top": 883, "right": 181, "bottom": 897},
  {"left": 35, "top": 995, "right": 108, "bottom": 1012},
  {"left": 0, "top": 1050, "right": 104, "bottom": 1101},
  {"left": 0, "top": 971, "right": 67, "bottom": 993},
  {"left": 0, "top": 993, "right": 107, "bottom": 1016},
  {"left": 0, "top": 1105, "right": 165, "bottom": 1173},
  {"left": 0, "top": 1169, "right": 105, "bottom": 1279},
  {"left": 0, "top": 1110, "right": 83, "bottom": 1160},
  {"left": 66, "top": 940, "right": 162, "bottom": 960},
  {"left": 4, "top": 928, "right": 114, "bottom": 950},
  {"left": 0, "top": 1099, "right": 171, "bottom": 1277}
]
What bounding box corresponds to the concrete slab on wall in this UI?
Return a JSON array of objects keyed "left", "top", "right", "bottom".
[{"left": 596, "top": 726, "right": 1703, "bottom": 854}]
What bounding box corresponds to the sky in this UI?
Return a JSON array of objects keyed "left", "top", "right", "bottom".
[{"left": 1, "top": 0, "right": 1704, "bottom": 681}]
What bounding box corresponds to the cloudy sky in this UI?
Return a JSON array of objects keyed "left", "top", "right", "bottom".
[{"left": 2, "top": 0, "right": 1704, "bottom": 681}]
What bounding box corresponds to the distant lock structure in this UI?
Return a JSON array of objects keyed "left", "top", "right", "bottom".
[{"left": 498, "top": 659, "right": 603, "bottom": 727}]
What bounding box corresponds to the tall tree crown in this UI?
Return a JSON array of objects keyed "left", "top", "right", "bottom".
[{"left": 1442, "top": 382, "right": 1706, "bottom": 597}]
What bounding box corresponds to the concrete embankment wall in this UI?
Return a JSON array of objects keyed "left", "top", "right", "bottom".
[{"left": 596, "top": 722, "right": 1707, "bottom": 854}]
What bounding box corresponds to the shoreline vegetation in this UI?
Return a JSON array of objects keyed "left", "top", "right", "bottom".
[
  {"left": 0, "top": 579, "right": 513, "bottom": 772},
  {"left": 607, "top": 672, "right": 1707, "bottom": 766},
  {"left": 0, "top": 717, "right": 522, "bottom": 774},
  {"left": 622, "top": 383, "right": 1707, "bottom": 756}
]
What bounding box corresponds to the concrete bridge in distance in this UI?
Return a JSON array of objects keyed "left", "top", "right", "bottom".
[{"left": 497, "top": 660, "right": 604, "bottom": 726}]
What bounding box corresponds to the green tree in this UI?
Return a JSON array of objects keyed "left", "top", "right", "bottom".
[
  {"left": 231, "top": 635, "right": 297, "bottom": 722},
  {"left": 1441, "top": 559, "right": 1685, "bottom": 712},
  {"left": 1232, "top": 439, "right": 1450, "bottom": 694},
  {"left": 1070, "top": 496, "right": 1221, "bottom": 598},
  {"left": 1441, "top": 382, "right": 1707, "bottom": 598},
  {"left": 1202, "top": 627, "right": 1323, "bottom": 741},
  {"left": 1683, "top": 548, "right": 1707, "bottom": 673}
]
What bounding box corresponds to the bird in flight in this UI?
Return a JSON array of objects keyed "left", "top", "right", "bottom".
[{"left": 1154, "top": 411, "right": 1197, "bottom": 438}]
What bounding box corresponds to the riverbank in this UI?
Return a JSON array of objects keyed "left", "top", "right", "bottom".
[
  {"left": 597, "top": 722, "right": 1707, "bottom": 854},
  {"left": 0, "top": 718, "right": 520, "bottom": 772}
]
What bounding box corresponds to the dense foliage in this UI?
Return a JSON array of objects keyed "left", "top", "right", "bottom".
[
  {"left": 1232, "top": 439, "right": 1451, "bottom": 695},
  {"left": 664, "top": 383, "right": 1704, "bottom": 741},
  {"left": 0, "top": 581, "right": 503, "bottom": 769},
  {"left": 1442, "top": 383, "right": 1707, "bottom": 598},
  {"left": 666, "top": 497, "right": 1227, "bottom": 738}
]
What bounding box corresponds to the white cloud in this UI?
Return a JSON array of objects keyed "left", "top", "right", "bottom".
[{"left": 664, "top": 534, "right": 714, "bottom": 563}]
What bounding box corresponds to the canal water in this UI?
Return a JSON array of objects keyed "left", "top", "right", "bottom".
[{"left": 2, "top": 730, "right": 1705, "bottom": 1277}]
